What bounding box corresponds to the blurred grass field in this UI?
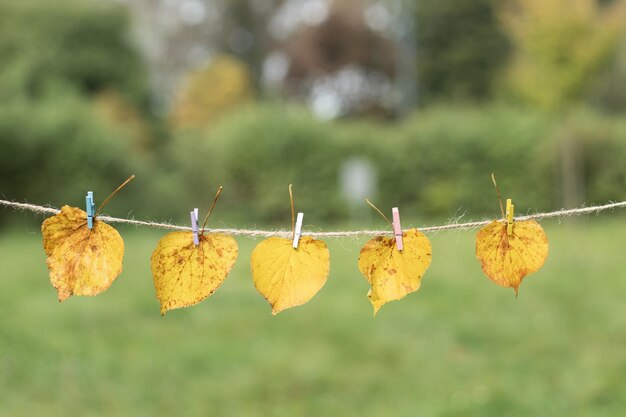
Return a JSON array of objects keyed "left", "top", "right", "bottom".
[{"left": 1, "top": 216, "right": 626, "bottom": 417}]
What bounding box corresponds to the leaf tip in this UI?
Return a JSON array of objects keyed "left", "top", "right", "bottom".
[
  {"left": 57, "top": 290, "right": 71, "bottom": 302},
  {"left": 372, "top": 303, "right": 382, "bottom": 316}
]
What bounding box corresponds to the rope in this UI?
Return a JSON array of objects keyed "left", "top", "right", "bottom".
[{"left": 1, "top": 199, "right": 625, "bottom": 238}]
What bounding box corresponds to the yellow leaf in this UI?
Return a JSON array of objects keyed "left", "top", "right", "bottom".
[
  {"left": 475, "top": 220, "right": 549, "bottom": 293},
  {"left": 151, "top": 231, "right": 238, "bottom": 315},
  {"left": 41, "top": 205, "right": 124, "bottom": 302},
  {"left": 358, "top": 229, "right": 432, "bottom": 314},
  {"left": 251, "top": 236, "right": 330, "bottom": 314}
]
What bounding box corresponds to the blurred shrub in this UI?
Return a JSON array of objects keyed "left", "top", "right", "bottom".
[
  {"left": 169, "top": 55, "right": 254, "bottom": 131},
  {"left": 379, "top": 106, "right": 556, "bottom": 217},
  {"left": 564, "top": 110, "right": 626, "bottom": 203},
  {"left": 0, "top": 91, "right": 150, "bottom": 219},
  {"left": 169, "top": 104, "right": 626, "bottom": 224},
  {"left": 0, "top": 0, "right": 174, "bottom": 225},
  {"left": 0, "top": 0, "right": 150, "bottom": 109},
  {"left": 168, "top": 105, "right": 347, "bottom": 223}
]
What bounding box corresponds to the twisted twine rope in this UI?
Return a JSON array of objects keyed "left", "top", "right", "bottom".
[{"left": 1, "top": 199, "right": 625, "bottom": 238}]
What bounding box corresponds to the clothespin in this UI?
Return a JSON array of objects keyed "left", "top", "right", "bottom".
[
  {"left": 506, "top": 198, "right": 514, "bottom": 236},
  {"left": 392, "top": 207, "right": 403, "bottom": 251},
  {"left": 292, "top": 212, "right": 304, "bottom": 249},
  {"left": 190, "top": 207, "right": 199, "bottom": 245},
  {"left": 85, "top": 191, "right": 95, "bottom": 229}
]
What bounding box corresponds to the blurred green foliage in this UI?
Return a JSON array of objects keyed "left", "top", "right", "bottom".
[
  {"left": 169, "top": 55, "right": 255, "bottom": 131},
  {"left": 1, "top": 0, "right": 625, "bottom": 227},
  {"left": 415, "top": 0, "right": 510, "bottom": 103},
  {"left": 0, "top": 0, "right": 160, "bottom": 222},
  {"left": 0, "top": 0, "right": 149, "bottom": 106},
  {"left": 168, "top": 104, "right": 626, "bottom": 224},
  {"left": 0, "top": 91, "right": 149, "bottom": 208},
  {"left": 499, "top": 0, "right": 626, "bottom": 111}
]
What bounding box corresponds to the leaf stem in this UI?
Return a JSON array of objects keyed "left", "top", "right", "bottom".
[
  {"left": 365, "top": 198, "right": 392, "bottom": 227},
  {"left": 491, "top": 173, "right": 505, "bottom": 219},
  {"left": 200, "top": 186, "right": 223, "bottom": 235},
  {"left": 95, "top": 175, "right": 135, "bottom": 216}
]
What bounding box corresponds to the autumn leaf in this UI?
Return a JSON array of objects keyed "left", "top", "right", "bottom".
[
  {"left": 358, "top": 229, "right": 432, "bottom": 314},
  {"left": 151, "top": 231, "right": 238, "bottom": 315},
  {"left": 41, "top": 205, "right": 124, "bottom": 302},
  {"left": 475, "top": 219, "right": 549, "bottom": 293},
  {"left": 251, "top": 236, "right": 330, "bottom": 314}
]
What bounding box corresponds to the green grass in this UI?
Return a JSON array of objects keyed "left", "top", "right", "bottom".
[{"left": 1, "top": 216, "right": 626, "bottom": 417}]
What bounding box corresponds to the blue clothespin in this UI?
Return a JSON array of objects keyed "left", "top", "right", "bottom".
[
  {"left": 190, "top": 208, "right": 199, "bottom": 245},
  {"left": 86, "top": 191, "right": 95, "bottom": 229}
]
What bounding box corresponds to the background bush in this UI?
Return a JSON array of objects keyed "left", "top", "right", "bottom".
[{"left": 164, "top": 104, "right": 625, "bottom": 225}]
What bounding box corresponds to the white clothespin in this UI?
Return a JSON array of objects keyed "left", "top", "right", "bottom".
[
  {"left": 86, "top": 191, "right": 95, "bottom": 229},
  {"left": 292, "top": 212, "right": 304, "bottom": 248},
  {"left": 392, "top": 207, "right": 403, "bottom": 251},
  {"left": 190, "top": 208, "right": 199, "bottom": 245}
]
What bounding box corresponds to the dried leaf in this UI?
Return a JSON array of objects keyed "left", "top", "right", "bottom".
[
  {"left": 475, "top": 220, "right": 549, "bottom": 293},
  {"left": 358, "top": 229, "right": 432, "bottom": 314},
  {"left": 151, "top": 231, "right": 238, "bottom": 315},
  {"left": 41, "top": 205, "right": 124, "bottom": 301},
  {"left": 251, "top": 236, "right": 330, "bottom": 314}
]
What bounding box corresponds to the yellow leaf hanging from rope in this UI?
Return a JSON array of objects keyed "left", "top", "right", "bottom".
[
  {"left": 42, "top": 205, "right": 125, "bottom": 302},
  {"left": 151, "top": 186, "right": 238, "bottom": 315},
  {"left": 358, "top": 229, "right": 432, "bottom": 314},
  {"left": 475, "top": 219, "right": 549, "bottom": 293},
  {"left": 151, "top": 231, "right": 238, "bottom": 315},
  {"left": 251, "top": 184, "right": 330, "bottom": 315},
  {"left": 251, "top": 236, "right": 330, "bottom": 314},
  {"left": 41, "top": 176, "right": 133, "bottom": 302},
  {"left": 476, "top": 174, "right": 549, "bottom": 294}
]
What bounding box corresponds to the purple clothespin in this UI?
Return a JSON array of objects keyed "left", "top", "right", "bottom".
[{"left": 190, "top": 208, "right": 199, "bottom": 245}]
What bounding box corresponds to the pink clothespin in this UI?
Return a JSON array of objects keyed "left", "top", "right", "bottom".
[
  {"left": 392, "top": 207, "right": 403, "bottom": 251},
  {"left": 190, "top": 208, "right": 199, "bottom": 245}
]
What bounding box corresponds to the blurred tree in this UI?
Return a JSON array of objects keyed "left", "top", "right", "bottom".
[
  {"left": 214, "top": 0, "right": 281, "bottom": 84},
  {"left": 500, "top": 0, "right": 626, "bottom": 110},
  {"left": 499, "top": 0, "right": 626, "bottom": 208},
  {"left": 115, "top": 0, "right": 281, "bottom": 110},
  {"left": 169, "top": 55, "right": 254, "bottom": 130},
  {"left": 283, "top": 0, "right": 398, "bottom": 118},
  {"left": 0, "top": 0, "right": 171, "bottom": 222},
  {"left": 414, "top": 0, "right": 510, "bottom": 104},
  {"left": 93, "top": 90, "right": 152, "bottom": 149},
  {"left": 0, "top": 0, "right": 150, "bottom": 109}
]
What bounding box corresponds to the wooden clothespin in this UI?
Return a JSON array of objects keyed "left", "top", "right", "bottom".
[
  {"left": 506, "top": 198, "right": 514, "bottom": 236},
  {"left": 292, "top": 212, "right": 304, "bottom": 248},
  {"left": 190, "top": 207, "right": 199, "bottom": 245},
  {"left": 85, "top": 191, "right": 95, "bottom": 229},
  {"left": 392, "top": 207, "right": 403, "bottom": 251}
]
